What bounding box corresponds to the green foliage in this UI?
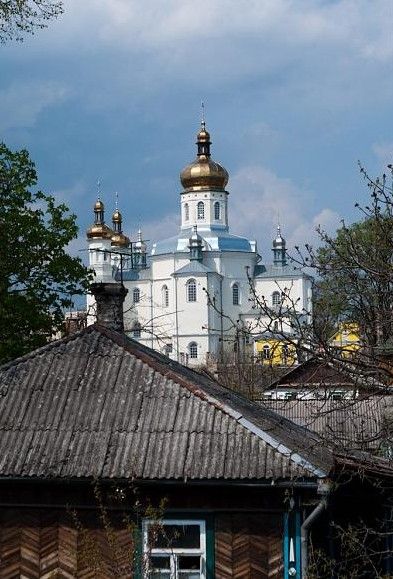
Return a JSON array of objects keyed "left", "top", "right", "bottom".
[
  {"left": 0, "top": 142, "right": 92, "bottom": 363},
  {"left": 313, "top": 169, "right": 393, "bottom": 349},
  {"left": 0, "top": 0, "right": 63, "bottom": 42}
]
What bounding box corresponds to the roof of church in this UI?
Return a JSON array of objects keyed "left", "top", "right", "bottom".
[
  {"left": 152, "top": 230, "right": 255, "bottom": 256},
  {"left": 254, "top": 264, "right": 304, "bottom": 279},
  {"left": 172, "top": 262, "right": 218, "bottom": 276},
  {"left": 0, "top": 325, "right": 334, "bottom": 482}
]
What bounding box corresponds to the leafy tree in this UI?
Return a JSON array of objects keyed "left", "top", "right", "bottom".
[
  {"left": 0, "top": 142, "right": 91, "bottom": 363},
  {"left": 314, "top": 211, "right": 393, "bottom": 350},
  {"left": 0, "top": 0, "right": 63, "bottom": 42}
]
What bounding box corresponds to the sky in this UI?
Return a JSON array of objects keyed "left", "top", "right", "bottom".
[{"left": 2, "top": 0, "right": 393, "bottom": 262}]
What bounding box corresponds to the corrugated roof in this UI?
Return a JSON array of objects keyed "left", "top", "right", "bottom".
[
  {"left": 260, "top": 397, "right": 393, "bottom": 454},
  {"left": 0, "top": 326, "right": 334, "bottom": 481}
]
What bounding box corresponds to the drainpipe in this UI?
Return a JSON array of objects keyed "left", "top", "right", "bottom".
[{"left": 301, "top": 478, "right": 331, "bottom": 578}]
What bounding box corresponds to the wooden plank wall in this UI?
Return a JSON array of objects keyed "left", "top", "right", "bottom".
[
  {"left": 0, "top": 509, "right": 283, "bottom": 578},
  {"left": 215, "top": 513, "right": 283, "bottom": 579},
  {"left": 0, "top": 509, "right": 134, "bottom": 578}
]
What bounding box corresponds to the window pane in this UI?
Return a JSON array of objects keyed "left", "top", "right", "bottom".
[
  {"left": 178, "top": 555, "right": 201, "bottom": 570},
  {"left": 149, "top": 524, "right": 200, "bottom": 549},
  {"left": 178, "top": 573, "right": 201, "bottom": 579},
  {"left": 150, "top": 555, "right": 171, "bottom": 570}
]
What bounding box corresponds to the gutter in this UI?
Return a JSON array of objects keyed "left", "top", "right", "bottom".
[{"left": 301, "top": 478, "right": 331, "bottom": 578}]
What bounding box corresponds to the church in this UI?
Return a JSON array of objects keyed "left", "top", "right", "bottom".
[{"left": 86, "top": 122, "right": 312, "bottom": 366}]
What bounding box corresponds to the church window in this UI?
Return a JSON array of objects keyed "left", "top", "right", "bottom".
[
  {"left": 272, "top": 291, "right": 281, "bottom": 307},
  {"left": 132, "top": 322, "right": 141, "bottom": 338},
  {"left": 187, "top": 279, "right": 197, "bottom": 302},
  {"left": 262, "top": 344, "right": 271, "bottom": 360},
  {"left": 162, "top": 285, "right": 169, "bottom": 307},
  {"left": 214, "top": 201, "right": 220, "bottom": 220},
  {"left": 184, "top": 203, "right": 189, "bottom": 221},
  {"left": 273, "top": 320, "right": 279, "bottom": 332},
  {"left": 232, "top": 283, "right": 239, "bottom": 305},
  {"left": 197, "top": 201, "right": 204, "bottom": 220},
  {"left": 189, "top": 342, "right": 198, "bottom": 359},
  {"left": 133, "top": 288, "right": 140, "bottom": 303}
]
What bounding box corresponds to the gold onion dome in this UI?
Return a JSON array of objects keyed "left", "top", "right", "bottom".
[
  {"left": 87, "top": 199, "right": 114, "bottom": 239},
  {"left": 180, "top": 122, "right": 229, "bottom": 192},
  {"left": 111, "top": 207, "right": 130, "bottom": 247}
]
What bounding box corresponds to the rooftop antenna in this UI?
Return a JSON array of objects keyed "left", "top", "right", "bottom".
[
  {"left": 115, "top": 191, "right": 119, "bottom": 210},
  {"left": 97, "top": 179, "right": 101, "bottom": 199}
]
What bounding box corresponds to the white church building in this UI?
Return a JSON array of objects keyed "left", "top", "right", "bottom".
[{"left": 86, "top": 122, "right": 312, "bottom": 366}]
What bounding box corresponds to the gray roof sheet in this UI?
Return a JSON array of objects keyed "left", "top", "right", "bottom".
[
  {"left": 0, "top": 326, "right": 334, "bottom": 482},
  {"left": 172, "top": 261, "right": 217, "bottom": 276},
  {"left": 260, "top": 397, "right": 393, "bottom": 454},
  {"left": 254, "top": 264, "right": 303, "bottom": 279}
]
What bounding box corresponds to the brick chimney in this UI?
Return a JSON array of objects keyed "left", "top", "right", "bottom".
[{"left": 90, "top": 282, "right": 128, "bottom": 332}]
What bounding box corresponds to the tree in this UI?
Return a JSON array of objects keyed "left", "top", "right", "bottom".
[
  {"left": 0, "top": 0, "right": 63, "bottom": 43},
  {"left": 0, "top": 142, "right": 91, "bottom": 363}
]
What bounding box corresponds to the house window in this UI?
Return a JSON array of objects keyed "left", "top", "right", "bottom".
[
  {"left": 281, "top": 344, "right": 289, "bottom": 363},
  {"left": 133, "top": 288, "right": 140, "bottom": 304},
  {"left": 184, "top": 203, "right": 189, "bottom": 221},
  {"left": 272, "top": 291, "right": 281, "bottom": 307},
  {"left": 262, "top": 344, "right": 270, "bottom": 359},
  {"left": 162, "top": 285, "right": 169, "bottom": 307},
  {"left": 214, "top": 201, "right": 220, "bottom": 220},
  {"left": 189, "top": 342, "right": 198, "bottom": 359},
  {"left": 197, "top": 201, "right": 204, "bottom": 220},
  {"left": 187, "top": 279, "right": 197, "bottom": 302},
  {"left": 232, "top": 283, "right": 239, "bottom": 305},
  {"left": 143, "top": 519, "right": 206, "bottom": 579},
  {"left": 132, "top": 322, "right": 141, "bottom": 338}
]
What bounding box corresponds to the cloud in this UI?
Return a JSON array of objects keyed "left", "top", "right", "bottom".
[
  {"left": 229, "top": 164, "right": 340, "bottom": 258},
  {"left": 372, "top": 142, "right": 393, "bottom": 172},
  {"left": 0, "top": 81, "right": 69, "bottom": 132}
]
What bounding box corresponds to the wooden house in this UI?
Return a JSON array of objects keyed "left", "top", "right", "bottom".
[{"left": 0, "top": 283, "right": 391, "bottom": 578}]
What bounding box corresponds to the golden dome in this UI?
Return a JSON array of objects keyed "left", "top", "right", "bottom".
[
  {"left": 112, "top": 209, "right": 122, "bottom": 224},
  {"left": 94, "top": 199, "right": 104, "bottom": 211},
  {"left": 111, "top": 232, "right": 130, "bottom": 248},
  {"left": 180, "top": 122, "right": 229, "bottom": 192},
  {"left": 86, "top": 223, "right": 114, "bottom": 240},
  {"left": 87, "top": 198, "right": 114, "bottom": 239}
]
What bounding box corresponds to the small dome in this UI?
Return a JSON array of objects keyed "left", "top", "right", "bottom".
[
  {"left": 94, "top": 199, "right": 104, "bottom": 211},
  {"left": 273, "top": 225, "right": 286, "bottom": 248},
  {"left": 180, "top": 122, "right": 229, "bottom": 192},
  {"left": 112, "top": 209, "right": 122, "bottom": 224}
]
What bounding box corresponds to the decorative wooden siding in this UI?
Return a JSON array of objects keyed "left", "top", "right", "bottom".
[
  {"left": 0, "top": 509, "right": 134, "bottom": 578},
  {"left": 215, "top": 514, "right": 283, "bottom": 579}
]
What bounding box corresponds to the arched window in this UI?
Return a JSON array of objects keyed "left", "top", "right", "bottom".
[
  {"left": 132, "top": 322, "right": 141, "bottom": 338},
  {"left": 187, "top": 279, "right": 197, "bottom": 302},
  {"left": 184, "top": 203, "right": 189, "bottom": 221},
  {"left": 133, "top": 288, "right": 140, "bottom": 304},
  {"left": 262, "top": 344, "right": 270, "bottom": 360},
  {"left": 189, "top": 342, "right": 198, "bottom": 359},
  {"left": 232, "top": 283, "right": 239, "bottom": 305},
  {"left": 162, "top": 285, "right": 169, "bottom": 307},
  {"left": 272, "top": 291, "right": 281, "bottom": 307},
  {"left": 197, "top": 201, "right": 204, "bottom": 220},
  {"left": 214, "top": 201, "right": 220, "bottom": 220},
  {"left": 273, "top": 320, "right": 279, "bottom": 332}
]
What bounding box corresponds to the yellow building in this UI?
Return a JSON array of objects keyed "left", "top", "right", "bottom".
[
  {"left": 330, "top": 322, "right": 361, "bottom": 358},
  {"left": 255, "top": 334, "right": 297, "bottom": 366}
]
